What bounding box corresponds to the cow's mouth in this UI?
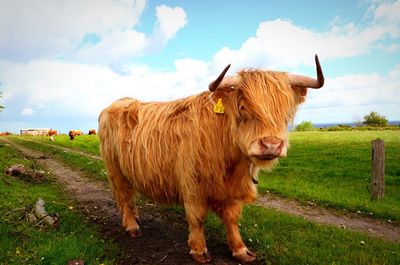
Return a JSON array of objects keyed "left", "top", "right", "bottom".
[{"left": 253, "top": 154, "right": 278, "bottom": 161}]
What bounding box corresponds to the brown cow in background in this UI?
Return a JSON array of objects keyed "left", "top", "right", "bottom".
[
  {"left": 99, "top": 55, "right": 324, "bottom": 263},
  {"left": 69, "top": 130, "right": 83, "bottom": 140},
  {"left": 47, "top": 129, "right": 57, "bottom": 136},
  {"left": 88, "top": 129, "right": 97, "bottom": 135}
]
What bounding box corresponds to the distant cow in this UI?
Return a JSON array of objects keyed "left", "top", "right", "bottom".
[
  {"left": 88, "top": 129, "right": 97, "bottom": 135},
  {"left": 99, "top": 55, "right": 324, "bottom": 263},
  {"left": 68, "top": 130, "right": 82, "bottom": 140},
  {"left": 47, "top": 129, "right": 57, "bottom": 136}
]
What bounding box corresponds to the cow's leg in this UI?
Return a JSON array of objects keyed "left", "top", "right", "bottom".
[
  {"left": 217, "top": 202, "right": 256, "bottom": 263},
  {"left": 106, "top": 162, "right": 140, "bottom": 237},
  {"left": 185, "top": 203, "right": 210, "bottom": 263}
]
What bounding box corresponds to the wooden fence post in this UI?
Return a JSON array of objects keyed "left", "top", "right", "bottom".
[{"left": 371, "top": 139, "right": 385, "bottom": 200}]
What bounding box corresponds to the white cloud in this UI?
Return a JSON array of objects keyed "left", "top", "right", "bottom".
[
  {"left": 373, "top": 0, "right": 400, "bottom": 24},
  {"left": 0, "top": 0, "right": 188, "bottom": 67},
  {"left": 211, "top": 16, "right": 398, "bottom": 70},
  {"left": 295, "top": 67, "right": 400, "bottom": 123},
  {"left": 75, "top": 4, "right": 188, "bottom": 65},
  {"left": 74, "top": 29, "right": 149, "bottom": 64},
  {"left": 21, "top": 108, "right": 34, "bottom": 116},
  {"left": 0, "top": 58, "right": 212, "bottom": 128},
  {"left": 0, "top": 0, "right": 147, "bottom": 62},
  {"left": 155, "top": 5, "right": 188, "bottom": 40},
  {"left": 212, "top": 0, "right": 400, "bottom": 70}
]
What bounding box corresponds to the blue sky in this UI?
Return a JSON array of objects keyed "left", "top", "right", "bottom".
[{"left": 0, "top": 0, "right": 399, "bottom": 133}]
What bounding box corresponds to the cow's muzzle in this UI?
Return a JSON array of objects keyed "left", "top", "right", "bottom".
[{"left": 252, "top": 137, "right": 286, "bottom": 160}]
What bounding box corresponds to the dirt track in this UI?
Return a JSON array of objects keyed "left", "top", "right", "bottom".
[{"left": 3, "top": 138, "right": 400, "bottom": 264}]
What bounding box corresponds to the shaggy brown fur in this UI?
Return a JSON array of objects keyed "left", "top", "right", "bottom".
[{"left": 98, "top": 70, "right": 308, "bottom": 263}]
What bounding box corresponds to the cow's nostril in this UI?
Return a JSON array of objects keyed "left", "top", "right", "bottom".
[{"left": 259, "top": 137, "right": 284, "bottom": 157}]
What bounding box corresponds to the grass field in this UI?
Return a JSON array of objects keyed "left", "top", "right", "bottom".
[
  {"left": 26, "top": 134, "right": 101, "bottom": 156},
  {"left": 16, "top": 130, "right": 400, "bottom": 221},
  {"left": 0, "top": 140, "right": 118, "bottom": 264},
  {"left": 258, "top": 131, "right": 400, "bottom": 221},
  {"left": 3, "top": 132, "right": 400, "bottom": 264}
]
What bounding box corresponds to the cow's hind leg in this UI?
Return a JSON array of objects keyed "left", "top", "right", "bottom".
[
  {"left": 106, "top": 162, "right": 141, "bottom": 237},
  {"left": 185, "top": 203, "right": 211, "bottom": 263},
  {"left": 216, "top": 202, "right": 256, "bottom": 263}
]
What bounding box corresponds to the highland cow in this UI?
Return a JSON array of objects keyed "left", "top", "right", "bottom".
[{"left": 98, "top": 55, "right": 324, "bottom": 263}]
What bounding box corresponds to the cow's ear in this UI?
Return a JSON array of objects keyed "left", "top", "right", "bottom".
[
  {"left": 211, "top": 87, "right": 226, "bottom": 102},
  {"left": 292, "top": 86, "right": 307, "bottom": 96},
  {"left": 211, "top": 85, "right": 236, "bottom": 103},
  {"left": 291, "top": 86, "right": 307, "bottom": 103}
]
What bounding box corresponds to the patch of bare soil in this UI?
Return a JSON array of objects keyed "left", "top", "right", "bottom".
[{"left": 5, "top": 139, "right": 257, "bottom": 265}]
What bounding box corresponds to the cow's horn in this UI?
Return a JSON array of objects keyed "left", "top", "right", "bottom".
[
  {"left": 209, "top": 64, "right": 241, "bottom": 92},
  {"left": 288, "top": 54, "right": 324, "bottom": 89}
]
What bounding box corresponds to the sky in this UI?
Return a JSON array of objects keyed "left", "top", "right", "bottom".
[{"left": 0, "top": 0, "right": 399, "bottom": 134}]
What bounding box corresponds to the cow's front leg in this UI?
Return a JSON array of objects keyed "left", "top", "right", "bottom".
[
  {"left": 185, "top": 203, "right": 211, "bottom": 263},
  {"left": 218, "top": 202, "right": 256, "bottom": 263}
]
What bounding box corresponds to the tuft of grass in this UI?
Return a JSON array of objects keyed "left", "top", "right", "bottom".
[
  {"left": 258, "top": 131, "right": 400, "bottom": 221},
  {"left": 0, "top": 139, "right": 118, "bottom": 264}
]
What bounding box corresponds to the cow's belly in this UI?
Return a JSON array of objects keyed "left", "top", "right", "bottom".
[{"left": 125, "top": 172, "right": 183, "bottom": 205}]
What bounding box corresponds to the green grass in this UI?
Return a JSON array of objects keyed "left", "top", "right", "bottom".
[
  {"left": 0, "top": 139, "right": 118, "bottom": 264},
  {"left": 259, "top": 131, "right": 400, "bottom": 221},
  {"left": 205, "top": 205, "right": 400, "bottom": 265},
  {"left": 22, "top": 134, "right": 101, "bottom": 156},
  {"left": 4, "top": 134, "right": 400, "bottom": 264}
]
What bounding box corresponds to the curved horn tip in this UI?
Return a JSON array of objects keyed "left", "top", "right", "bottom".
[
  {"left": 288, "top": 54, "right": 324, "bottom": 89},
  {"left": 222, "top": 64, "right": 231, "bottom": 74},
  {"left": 315, "top": 54, "right": 324, "bottom": 88},
  {"left": 208, "top": 64, "right": 232, "bottom": 92}
]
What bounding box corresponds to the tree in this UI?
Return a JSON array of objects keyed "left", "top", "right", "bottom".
[
  {"left": 295, "top": 121, "right": 315, "bottom": 131},
  {"left": 363, "top": 111, "right": 388, "bottom": 127}
]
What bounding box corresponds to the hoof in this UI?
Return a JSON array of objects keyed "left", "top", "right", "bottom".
[
  {"left": 190, "top": 250, "right": 211, "bottom": 264},
  {"left": 233, "top": 249, "right": 256, "bottom": 263},
  {"left": 127, "top": 227, "right": 141, "bottom": 238}
]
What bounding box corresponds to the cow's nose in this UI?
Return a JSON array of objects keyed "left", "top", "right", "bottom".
[{"left": 259, "top": 137, "right": 285, "bottom": 159}]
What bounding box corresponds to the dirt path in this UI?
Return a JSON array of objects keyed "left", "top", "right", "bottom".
[
  {"left": 4, "top": 138, "right": 400, "bottom": 264},
  {"left": 256, "top": 195, "right": 399, "bottom": 242}
]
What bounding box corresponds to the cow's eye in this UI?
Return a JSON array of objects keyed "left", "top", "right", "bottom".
[{"left": 239, "top": 100, "right": 246, "bottom": 111}]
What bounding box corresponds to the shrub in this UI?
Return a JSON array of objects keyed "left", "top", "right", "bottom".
[
  {"left": 363, "top": 111, "right": 388, "bottom": 127},
  {"left": 295, "top": 121, "right": 315, "bottom": 131}
]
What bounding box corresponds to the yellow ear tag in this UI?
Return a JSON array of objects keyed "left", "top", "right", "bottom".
[{"left": 213, "top": 98, "right": 225, "bottom": 114}]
